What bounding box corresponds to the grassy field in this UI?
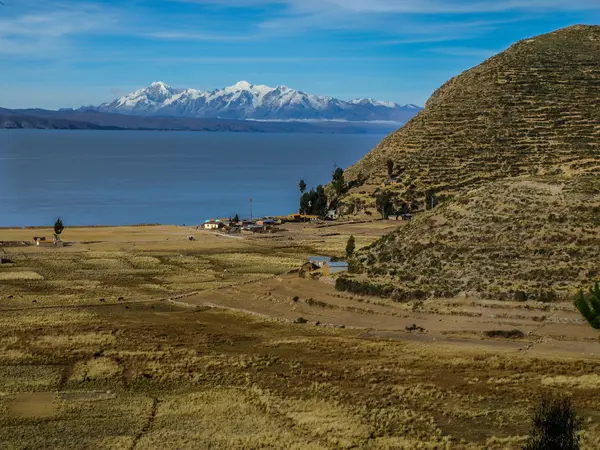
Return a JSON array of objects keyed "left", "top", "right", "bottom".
[{"left": 1, "top": 223, "right": 600, "bottom": 449}]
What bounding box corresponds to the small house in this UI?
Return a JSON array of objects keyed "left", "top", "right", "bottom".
[
  {"left": 323, "top": 261, "right": 349, "bottom": 276},
  {"left": 204, "top": 220, "right": 225, "bottom": 230},
  {"left": 256, "top": 219, "right": 276, "bottom": 227},
  {"left": 307, "top": 256, "right": 332, "bottom": 268}
]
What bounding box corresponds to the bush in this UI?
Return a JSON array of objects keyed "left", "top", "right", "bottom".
[
  {"left": 514, "top": 290, "right": 528, "bottom": 302},
  {"left": 292, "top": 296, "right": 299, "bottom": 302},
  {"left": 305, "top": 298, "right": 330, "bottom": 308},
  {"left": 524, "top": 394, "right": 581, "bottom": 450},
  {"left": 295, "top": 317, "right": 308, "bottom": 324},
  {"left": 335, "top": 277, "right": 426, "bottom": 301},
  {"left": 346, "top": 235, "right": 356, "bottom": 258},
  {"left": 485, "top": 329, "right": 525, "bottom": 339}
]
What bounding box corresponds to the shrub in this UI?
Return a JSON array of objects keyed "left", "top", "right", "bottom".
[
  {"left": 485, "top": 329, "right": 525, "bottom": 339},
  {"left": 346, "top": 235, "right": 356, "bottom": 258},
  {"left": 524, "top": 394, "right": 581, "bottom": 450},
  {"left": 295, "top": 317, "right": 308, "bottom": 324},
  {"left": 292, "top": 296, "right": 299, "bottom": 302},
  {"left": 514, "top": 290, "right": 528, "bottom": 302},
  {"left": 305, "top": 298, "right": 329, "bottom": 308}
]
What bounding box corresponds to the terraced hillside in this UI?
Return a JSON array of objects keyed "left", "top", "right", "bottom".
[
  {"left": 340, "top": 25, "right": 600, "bottom": 299},
  {"left": 352, "top": 174, "right": 600, "bottom": 300},
  {"left": 339, "top": 25, "right": 600, "bottom": 213}
]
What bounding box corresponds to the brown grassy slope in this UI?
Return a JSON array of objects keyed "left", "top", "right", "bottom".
[
  {"left": 353, "top": 174, "right": 600, "bottom": 300},
  {"left": 340, "top": 25, "right": 600, "bottom": 211}
]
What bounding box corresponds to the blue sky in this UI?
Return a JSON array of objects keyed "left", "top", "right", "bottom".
[{"left": 0, "top": 0, "right": 599, "bottom": 109}]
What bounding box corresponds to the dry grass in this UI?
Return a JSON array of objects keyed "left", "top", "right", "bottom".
[
  {"left": 1, "top": 224, "right": 600, "bottom": 449},
  {"left": 0, "top": 271, "right": 44, "bottom": 280}
]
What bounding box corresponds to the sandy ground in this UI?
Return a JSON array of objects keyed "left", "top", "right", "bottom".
[{"left": 179, "top": 274, "right": 600, "bottom": 358}]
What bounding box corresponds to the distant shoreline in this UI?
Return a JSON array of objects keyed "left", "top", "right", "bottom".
[
  {"left": 0, "top": 224, "right": 166, "bottom": 230},
  {"left": 0, "top": 107, "right": 401, "bottom": 135}
]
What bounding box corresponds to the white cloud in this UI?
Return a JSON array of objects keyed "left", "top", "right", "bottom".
[
  {"left": 0, "top": 2, "right": 121, "bottom": 56},
  {"left": 143, "top": 31, "right": 259, "bottom": 42},
  {"left": 175, "top": 0, "right": 600, "bottom": 14}
]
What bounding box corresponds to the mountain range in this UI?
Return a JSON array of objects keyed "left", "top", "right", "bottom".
[{"left": 80, "top": 81, "right": 421, "bottom": 123}]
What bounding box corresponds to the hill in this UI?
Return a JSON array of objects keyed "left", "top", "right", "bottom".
[
  {"left": 340, "top": 25, "right": 600, "bottom": 300},
  {"left": 351, "top": 175, "right": 600, "bottom": 300},
  {"left": 339, "top": 25, "right": 600, "bottom": 213}
]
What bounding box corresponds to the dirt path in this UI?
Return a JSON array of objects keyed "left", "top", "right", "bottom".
[
  {"left": 177, "top": 275, "right": 600, "bottom": 358},
  {"left": 130, "top": 397, "right": 159, "bottom": 450}
]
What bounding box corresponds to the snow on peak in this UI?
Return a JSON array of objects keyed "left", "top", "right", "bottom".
[
  {"left": 93, "top": 81, "right": 422, "bottom": 122},
  {"left": 148, "top": 81, "right": 174, "bottom": 94},
  {"left": 350, "top": 98, "right": 400, "bottom": 108},
  {"left": 230, "top": 80, "right": 253, "bottom": 90}
]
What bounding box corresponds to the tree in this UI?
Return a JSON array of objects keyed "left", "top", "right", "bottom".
[
  {"left": 425, "top": 190, "right": 439, "bottom": 211},
  {"left": 299, "top": 185, "right": 329, "bottom": 217},
  {"left": 54, "top": 218, "right": 64, "bottom": 236},
  {"left": 346, "top": 235, "right": 356, "bottom": 258},
  {"left": 299, "top": 179, "right": 307, "bottom": 194},
  {"left": 300, "top": 191, "right": 311, "bottom": 215},
  {"left": 524, "top": 394, "right": 581, "bottom": 450},
  {"left": 375, "top": 191, "right": 394, "bottom": 220},
  {"left": 386, "top": 159, "right": 394, "bottom": 178},
  {"left": 331, "top": 168, "right": 346, "bottom": 196},
  {"left": 233, "top": 214, "right": 240, "bottom": 223},
  {"left": 575, "top": 281, "right": 600, "bottom": 335},
  {"left": 314, "top": 185, "right": 328, "bottom": 217}
]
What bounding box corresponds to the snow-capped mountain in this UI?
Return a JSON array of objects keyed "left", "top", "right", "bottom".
[{"left": 85, "top": 81, "right": 422, "bottom": 123}]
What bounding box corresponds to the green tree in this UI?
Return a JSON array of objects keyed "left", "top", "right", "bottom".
[
  {"left": 575, "top": 281, "right": 600, "bottom": 334},
  {"left": 524, "top": 394, "right": 581, "bottom": 450},
  {"left": 299, "top": 179, "right": 307, "bottom": 194},
  {"left": 346, "top": 235, "right": 356, "bottom": 258},
  {"left": 386, "top": 159, "right": 394, "bottom": 178},
  {"left": 233, "top": 214, "right": 240, "bottom": 223},
  {"left": 54, "top": 218, "right": 64, "bottom": 236},
  {"left": 425, "top": 190, "right": 439, "bottom": 211},
  {"left": 376, "top": 191, "right": 394, "bottom": 220},
  {"left": 300, "top": 191, "right": 312, "bottom": 215},
  {"left": 331, "top": 168, "right": 346, "bottom": 196},
  {"left": 314, "top": 185, "right": 328, "bottom": 217}
]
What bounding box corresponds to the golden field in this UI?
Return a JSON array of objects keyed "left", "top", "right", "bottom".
[{"left": 1, "top": 223, "right": 600, "bottom": 449}]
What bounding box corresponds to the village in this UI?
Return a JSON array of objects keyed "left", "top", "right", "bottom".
[{"left": 200, "top": 213, "right": 351, "bottom": 275}]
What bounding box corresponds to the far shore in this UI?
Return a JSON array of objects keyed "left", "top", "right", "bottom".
[{"left": 0, "top": 223, "right": 165, "bottom": 230}]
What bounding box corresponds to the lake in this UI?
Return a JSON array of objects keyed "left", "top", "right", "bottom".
[{"left": 0, "top": 130, "right": 384, "bottom": 227}]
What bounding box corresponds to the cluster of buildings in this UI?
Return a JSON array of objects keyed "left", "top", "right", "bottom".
[
  {"left": 202, "top": 213, "right": 324, "bottom": 234},
  {"left": 202, "top": 217, "right": 284, "bottom": 233}
]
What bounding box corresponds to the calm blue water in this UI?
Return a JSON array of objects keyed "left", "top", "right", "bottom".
[{"left": 0, "top": 130, "right": 383, "bottom": 227}]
